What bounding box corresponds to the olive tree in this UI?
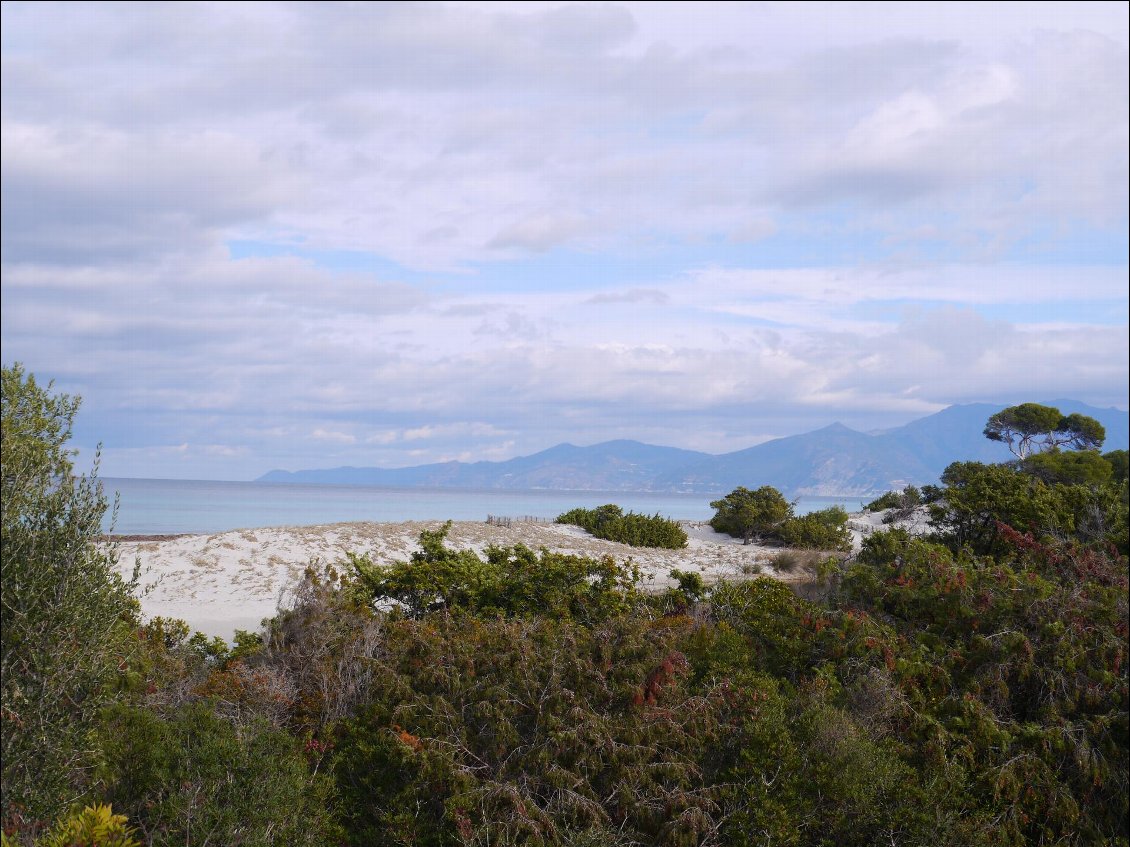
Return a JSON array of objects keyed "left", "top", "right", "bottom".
[{"left": 1, "top": 365, "right": 137, "bottom": 827}]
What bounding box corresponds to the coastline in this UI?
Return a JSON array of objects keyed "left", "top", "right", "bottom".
[{"left": 111, "top": 515, "right": 896, "bottom": 638}]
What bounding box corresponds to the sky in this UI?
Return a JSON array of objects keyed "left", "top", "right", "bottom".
[{"left": 2, "top": 1, "right": 1127, "bottom": 480}]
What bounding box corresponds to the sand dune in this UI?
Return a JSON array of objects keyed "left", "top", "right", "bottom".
[
  {"left": 111, "top": 513, "right": 916, "bottom": 638},
  {"left": 112, "top": 519, "right": 811, "bottom": 637}
]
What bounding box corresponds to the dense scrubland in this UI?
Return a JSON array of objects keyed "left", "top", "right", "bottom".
[{"left": 3, "top": 365, "right": 1127, "bottom": 847}]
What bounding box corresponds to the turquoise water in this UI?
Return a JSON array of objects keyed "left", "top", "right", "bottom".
[{"left": 99, "top": 477, "right": 867, "bottom": 535}]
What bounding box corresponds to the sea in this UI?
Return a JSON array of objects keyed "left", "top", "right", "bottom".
[{"left": 99, "top": 477, "right": 869, "bottom": 536}]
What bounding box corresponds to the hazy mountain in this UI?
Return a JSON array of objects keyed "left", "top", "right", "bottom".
[
  {"left": 258, "top": 401, "right": 1129, "bottom": 496},
  {"left": 656, "top": 423, "right": 932, "bottom": 496},
  {"left": 259, "top": 440, "right": 711, "bottom": 492},
  {"left": 871, "top": 400, "right": 1130, "bottom": 474}
]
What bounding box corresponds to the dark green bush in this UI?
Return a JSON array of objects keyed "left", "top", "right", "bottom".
[
  {"left": 708, "top": 486, "right": 793, "bottom": 544},
  {"left": 555, "top": 504, "right": 688, "bottom": 548},
  {"left": 865, "top": 485, "right": 923, "bottom": 515},
  {"left": 350, "top": 521, "right": 642, "bottom": 622},
  {"left": 332, "top": 614, "right": 726, "bottom": 847},
  {"left": 1, "top": 365, "right": 139, "bottom": 830},
  {"left": 97, "top": 703, "right": 340, "bottom": 847},
  {"left": 778, "top": 506, "right": 852, "bottom": 551}
]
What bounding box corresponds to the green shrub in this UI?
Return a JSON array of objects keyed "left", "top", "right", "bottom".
[
  {"left": 662, "top": 568, "right": 708, "bottom": 608},
  {"left": 778, "top": 506, "right": 852, "bottom": 551},
  {"left": 1104, "top": 448, "right": 1128, "bottom": 484},
  {"left": 97, "top": 703, "right": 340, "bottom": 847},
  {"left": 35, "top": 805, "right": 139, "bottom": 847},
  {"left": 835, "top": 530, "right": 1129, "bottom": 844},
  {"left": 332, "top": 614, "right": 725, "bottom": 847},
  {"left": 1, "top": 365, "right": 138, "bottom": 826},
  {"left": 865, "top": 490, "right": 903, "bottom": 511},
  {"left": 556, "top": 504, "right": 688, "bottom": 549},
  {"left": 931, "top": 460, "right": 1128, "bottom": 555},
  {"left": 709, "top": 486, "right": 793, "bottom": 544},
  {"left": 350, "top": 522, "right": 641, "bottom": 622},
  {"left": 867, "top": 485, "right": 921, "bottom": 510}
]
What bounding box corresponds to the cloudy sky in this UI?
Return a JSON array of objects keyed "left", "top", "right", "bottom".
[{"left": 2, "top": 2, "right": 1127, "bottom": 480}]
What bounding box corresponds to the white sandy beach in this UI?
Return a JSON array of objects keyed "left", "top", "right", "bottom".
[{"left": 113, "top": 513, "right": 905, "bottom": 637}]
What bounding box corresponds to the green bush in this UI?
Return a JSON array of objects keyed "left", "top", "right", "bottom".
[
  {"left": 865, "top": 491, "right": 901, "bottom": 511},
  {"left": 835, "top": 529, "right": 1128, "bottom": 844},
  {"left": 350, "top": 521, "right": 641, "bottom": 622},
  {"left": 332, "top": 614, "right": 725, "bottom": 847},
  {"left": 778, "top": 506, "right": 852, "bottom": 551},
  {"left": 1, "top": 365, "right": 138, "bottom": 827},
  {"left": 865, "top": 485, "right": 922, "bottom": 514},
  {"left": 32, "top": 805, "right": 139, "bottom": 847},
  {"left": 1021, "top": 448, "right": 1113, "bottom": 485},
  {"left": 1104, "top": 448, "right": 1128, "bottom": 484},
  {"left": 709, "top": 486, "right": 793, "bottom": 544},
  {"left": 556, "top": 504, "right": 688, "bottom": 549},
  {"left": 931, "top": 460, "right": 1129, "bottom": 555},
  {"left": 97, "top": 703, "right": 340, "bottom": 847}
]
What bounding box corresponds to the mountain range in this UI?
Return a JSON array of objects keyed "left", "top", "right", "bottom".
[{"left": 257, "top": 400, "right": 1129, "bottom": 496}]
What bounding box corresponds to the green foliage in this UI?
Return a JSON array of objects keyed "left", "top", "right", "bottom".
[
  {"left": 701, "top": 578, "right": 814, "bottom": 679},
  {"left": 1020, "top": 448, "right": 1113, "bottom": 485},
  {"left": 931, "top": 461, "right": 1059, "bottom": 555},
  {"left": 836, "top": 529, "right": 1128, "bottom": 845},
  {"left": 349, "top": 521, "right": 641, "bottom": 622},
  {"left": 33, "top": 805, "right": 139, "bottom": 847},
  {"left": 1, "top": 365, "right": 138, "bottom": 827},
  {"left": 8, "top": 367, "right": 1122, "bottom": 845},
  {"left": 984, "top": 403, "right": 1105, "bottom": 458},
  {"left": 668, "top": 568, "right": 707, "bottom": 604},
  {"left": 332, "top": 614, "right": 726, "bottom": 847},
  {"left": 709, "top": 485, "right": 793, "bottom": 544},
  {"left": 932, "top": 460, "right": 1128, "bottom": 556},
  {"left": 708, "top": 489, "right": 848, "bottom": 550},
  {"left": 1103, "top": 448, "right": 1129, "bottom": 484},
  {"left": 778, "top": 506, "right": 852, "bottom": 551},
  {"left": 556, "top": 504, "right": 688, "bottom": 549},
  {"left": 717, "top": 684, "right": 932, "bottom": 847},
  {"left": 865, "top": 485, "right": 924, "bottom": 525},
  {"left": 866, "top": 490, "right": 904, "bottom": 511},
  {"left": 97, "top": 703, "right": 339, "bottom": 847}
]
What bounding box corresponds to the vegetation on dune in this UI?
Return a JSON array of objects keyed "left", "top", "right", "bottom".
[
  {"left": 2, "top": 363, "right": 1126, "bottom": 846},
  {"left": 709, "top": 485, "right": 853, "bottom": 551},
  {"left": 555, "top": 503, "right": 688, "bottom": 549},
  {"left": 349, "top": 520, "right": 642, "bottom": 622}
]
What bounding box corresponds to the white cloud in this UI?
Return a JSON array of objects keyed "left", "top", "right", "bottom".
[
  {"left": 311, "top": 429, "right": 357, "bottom": 445},
  {"left": 2, "top": 2, "right": 1125, "bottom": 478}
]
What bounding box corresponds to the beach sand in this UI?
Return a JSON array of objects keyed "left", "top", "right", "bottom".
[{"left": 112, "top": 514, "right": 907, "bottom": 638}]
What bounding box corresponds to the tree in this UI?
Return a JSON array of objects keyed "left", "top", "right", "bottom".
[
  {"left": 929, "top": 461, "right": 1057, "bottom": 555},
  {"left": 1, "top": 365, "right": 137, "bottom": 829},
  {"left": 1103, "top": 449, "right": 1128, "bottom": 484},
  {"left": 1021, "top": 449, "right": 1113, "bottom": 485},
  {"left": 709, "top": 486, "right": 793, "bottom": 545},
  {"left": 983, "top": 403, "right": 1105, "bottom": 459}
]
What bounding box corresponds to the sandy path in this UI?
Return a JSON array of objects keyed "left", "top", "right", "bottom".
[{"left": 111, "top": 520, "right": 791, "bottom": 637}]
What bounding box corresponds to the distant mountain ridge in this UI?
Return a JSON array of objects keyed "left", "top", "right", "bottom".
[{"left": 257, "top": 401, "right": 1129, "bottom": 496}]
